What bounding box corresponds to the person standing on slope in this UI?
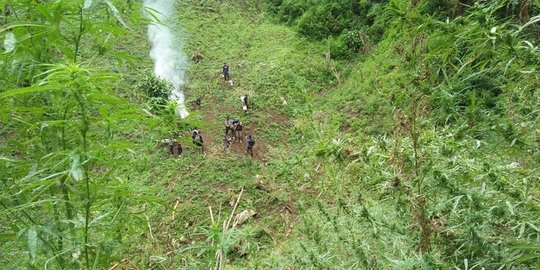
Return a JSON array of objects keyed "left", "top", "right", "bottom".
[
  {"left": 241, "top": 95, "right": 249, "bottom": 113},
  {"left": 231, "top": 117, "right": 239, "bottom": 140},
  {"left": 191, "top": 127, "right": 204, "bottom": 154},
  {"left": 246, "top": 135, "right": 255, "bottom": 158},
  {"left": 235, "top": 121, "right": 244, "bottom": 142},
  {"left": 223, "top": 63, "right": 230, "bottom": 81},
  {"left": 191, "top": 127, "right": 200, "bottom": 140},
  {"left": 194, "top": 132, "right": 204, "bottom": 154}
]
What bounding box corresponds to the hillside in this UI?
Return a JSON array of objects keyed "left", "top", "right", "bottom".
[{"left": 1, "top": 0, "right": 539, "bottom": 269}]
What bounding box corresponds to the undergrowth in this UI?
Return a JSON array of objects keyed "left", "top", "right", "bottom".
[{"left": 1, "top": 0, "right": 538, "bottom": 269}]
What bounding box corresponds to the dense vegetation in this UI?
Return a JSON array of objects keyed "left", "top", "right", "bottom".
[{"left": 1, "top": 0, "right": 539, "bottom": 269}]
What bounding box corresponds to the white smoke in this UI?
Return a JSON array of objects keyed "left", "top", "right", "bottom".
[{"left": 143, "top": 0, "right": 188, "bottom": 118}]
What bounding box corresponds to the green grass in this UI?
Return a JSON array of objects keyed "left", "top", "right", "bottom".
[
  {"left": 1, "top": 0, "right": 538, "bottom": 269},
  {"left": 112, "top": 1, "right": 337, "bottom": 268}
]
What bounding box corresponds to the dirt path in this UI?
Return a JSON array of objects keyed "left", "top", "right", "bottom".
[{"left": 185, "top": 78, "right": 272, "bottom": 161}]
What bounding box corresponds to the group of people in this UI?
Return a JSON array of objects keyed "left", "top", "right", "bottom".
[
  {"left": 166, "top": 63, "right": 256, "bottom": 158},
  {"left": 222, "top": 64, "right": 255, "bottom": 157},
  {"left": 224, "top": 116, "right": 243, "bottom": 142},
  {"left": 222, "top": 116, "right": 256, "bottom": 157},
  {"left": 166, "top": 127, "right": 204, "bottom": 156}
]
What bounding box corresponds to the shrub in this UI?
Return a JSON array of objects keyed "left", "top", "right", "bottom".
[
  {"left": 274, "top": 0, "right": 307, "bottom": 24},
  {"left": 296, "top": 2, "right": 355, "bottom": 39},
  {"left": 328, "top": 35, "right": 352, "bottom": 59},
  {"left": 137, "top": 73, "right": 172, "bottom": 100},
  {"left": 418, "top": 0, "right": 460, "bottom": 17},
  {"left": 136, "top": 73, "right": 172, "bottom": 110},
  {"left": 342, "top": 27, "right": 372, "bottom": 53}
]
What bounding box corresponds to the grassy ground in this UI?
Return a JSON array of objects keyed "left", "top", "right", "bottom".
[
  {"left": 114, "top": 1, "right": 337, "bottom": 268},
  {"left": 1, "top": 0, "right": 537, "bottom": 268},
  {"left": 0, "top": 0, "right": 540, "bottom": 269},
  {"left": 16, "top": 0, "right": 530, "bottom": 269}
]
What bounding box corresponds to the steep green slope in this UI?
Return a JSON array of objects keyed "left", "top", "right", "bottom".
[
  {"left": 1, "top": 0, "right": 538, "bottom": 269},
  {"left": 144, "top": 1, "right": 538, "bottom": 269},
  {"left": 119, "top": 1, "right": 338, "bottom": 269},
  {"left": 260, "top": 1, "right": 540, "bottom": 269}
]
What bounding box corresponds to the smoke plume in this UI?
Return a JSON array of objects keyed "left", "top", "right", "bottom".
[{"left": 143, "top": 0, "right": 189, "bottom": 118}]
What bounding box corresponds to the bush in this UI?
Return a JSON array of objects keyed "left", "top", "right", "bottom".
[
  {"left": 136, "top": 73, "right": 172, "bottom": 110},
  {"left": 137, "top": 73, "right": 172, "bottom": 100},
  {"left": 274, "top": 0, "right": 307, "bottom": 24},
  {"left": 296, "top": 2, "right": 355, "bottom": 39},
  {"left": 418, "top": 0, "right": 460, "bottom": 17},
  {"left": 328, "top": 35, "right": 351, "bottom": 59},
  {"left": 268, "top": 0, "right": 389, "bottom": 59},
  {"left": 342, "top": 28, "right": 371, "bottom": 53},
  {"left": 270, "top": 0, "right": 358, "bottom": 40}
]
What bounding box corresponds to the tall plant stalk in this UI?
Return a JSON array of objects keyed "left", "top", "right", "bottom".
[{"left": 74, "top": 88, "right": 91, "bottom": 267}]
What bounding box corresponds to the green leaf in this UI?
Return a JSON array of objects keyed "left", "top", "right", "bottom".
[
  {"left": 102, "top": 0, "right": 129, "bottom": 29},
  {"left": 0, "top": 23, "right": 51, "bottom": 33},
  {"left": 520, "top": 15, "right": 540, "bottom": 32},
  {"left": 506, "top": 200, "right": 515, "bottom": 215},
  {"left": 451, "top": 195, "right": 463, "bottom": 213},
  {"left": 70, "top": 154, "right": 83, "bottom": 182},
  {"left": 35, "top": 5, "right": 54, "bottom": 22},
  {"left": 510, "top": 242, "right": 540, "bottom": 251},
  {"left": 10, "top": 224, "right": 20, "bottom": 233},
  {"left": 0, "top": 233, "right": 15, "bottom": 240},
  {"left": 89, "top": 212, "right": 112, "bottom": 227},
  {"left": 528, "top": 222, "right": 539, "bottom": 232},
  {"left": 27, "top": 228, "right": 37, "bottom": 262},
  {"left": 0, "top": 85, "right": 56, "bottom": 98},
  {"left": 0, "top": 156, "right": 16, "bottom": 162},
  {"left": 84, "top": 0, "right": 93, "bottom": 9}
]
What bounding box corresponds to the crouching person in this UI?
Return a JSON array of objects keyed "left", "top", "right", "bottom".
[{"left": 169, "top": 139, "right": 182, "bottom": 157}]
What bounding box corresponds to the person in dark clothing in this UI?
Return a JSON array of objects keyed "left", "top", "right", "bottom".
[
  {"left": 246, "top": 135, "right": 255, "bottom": 158},
  {"left": 193, "top": 134, "right": 204, "bottom": 154},
  {"left": 223, "top": 63, "right": 230, "bottom": 81},
  {"left": 224, "top": 116, "right": 233, "bottom": 136},
  {"left": 169, "top": 139, "right": 182, "bottom": 156},
  {"left": 231, "top": 118, "right": 239, "bottom": 140},
  {"left": 192, "top": 127, "right": 199, "bottom": 140},
  {"left": 242, "top": 95, "right": 249, "bottom": 113},
  {"left": 235, "top": 121, "right": 244, "bottom": 142},
  {"left": 190, "top": 128, "right": 204, "bottom": 154},
  {"left": 193, "top": 97, "right": 202, "bottom": 107}
]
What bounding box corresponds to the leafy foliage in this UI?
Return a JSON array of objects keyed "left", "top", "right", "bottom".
[
  {"left": 137, "top": 73, "right": 172, "bottom": 100},
  {"left": 268, "top": 0, "right": 386, "bottom": 57},
  {"left": 136, "top": 73, "right": 173, "bottom": 111},
  {"left": 0, "top": 0, "right": 156, "bottom": 268},
  {"left": 1, "top": 0, "right": 539, "bottom": 269}
]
